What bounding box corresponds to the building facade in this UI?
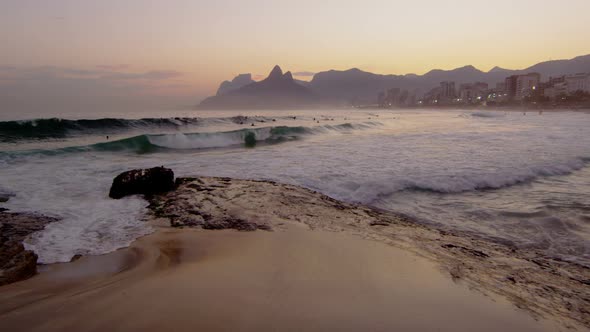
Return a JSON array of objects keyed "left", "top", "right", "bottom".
[
  {"left": 439, "top": 81, "right": 456, "bottom": 100},
  {"left": 566, "top": 73, "right": 590, "bottom": 94},
  {"left": 515, "top": 73, "right": 540, "bottom": 100}
]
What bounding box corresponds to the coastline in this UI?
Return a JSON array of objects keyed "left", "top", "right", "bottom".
[{"left": 0, "top": 176, "right": 588, "bottom": 330}]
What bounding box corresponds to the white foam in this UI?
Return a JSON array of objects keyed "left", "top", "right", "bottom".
[
  {"left": 1, "top": 155, "right": 154, "bottom": 263},
  {"left": 147, "top": 128, "right": 272, "bottom": 150},
  {"left": 2, "top": 109, "right": 590, "bottom": 265}
]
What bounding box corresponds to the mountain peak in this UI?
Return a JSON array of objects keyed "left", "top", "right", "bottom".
[
  {"left": 489, "top": 66, "right": 509, "bottom": 73},
  {"left": 268, "top": 65, "right": 283, "bottom": 80},
  {"left": 283, "top": 71, "right": 293, "bottom": 80},
  {"left": 455, "top": 65, "right": 479, "bottom": 72}
]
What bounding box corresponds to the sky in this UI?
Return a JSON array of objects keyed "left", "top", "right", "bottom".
[{"left": 1, "top": 0, "right": 590, "bottom": 113}]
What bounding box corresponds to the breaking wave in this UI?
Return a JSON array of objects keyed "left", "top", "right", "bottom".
[
  {"left": 0, "top": 115, "right": 304, "bottom": 142},
  {"left": 0, "top": 122, "right": 382, "bottom": 157},
  {"left": 329, "top": 157, "right": 590, "bottom": 203},
  {"left": 0, "top": 117, "right": 202, "bottom": 141}
]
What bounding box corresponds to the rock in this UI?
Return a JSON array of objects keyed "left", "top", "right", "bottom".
[
  {"left": 0, "top": 211, "right": 57, "bottom": 286},
  {"left": 0, "top": 241, "right": 38, "bottom": 286},
  {"left": 109, "top": 167, "right": 175, "bottom": 199},
  {"left": 70, "top": 254, "right": 83, "bottom": 262},
  {"left": 202, "top": 217, "right": 261, "bottom": 231},
  {"left": 0, "top": 190, "right": 14, "bottom": 203}
]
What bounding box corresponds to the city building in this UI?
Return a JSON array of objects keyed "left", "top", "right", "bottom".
[
  {"left": 504, "top": 75, "right": 518, "bottom": 100},
  {"left": 566, "top": 73, "right": 590, "bottom": 94},
  {"left": 386, "top": 88, "right": 400, "bottom": 106},
  {"left": 543, "top": 76, "right": 566, "bottom": 99},
  {"left": 458, "top": 82, "right": 488, "bottom": 103},
  {"left": 515, "top": 73, "right": 541, "bottom": 100},
  {"left": 439, "top": 81, "right": 456, "bottom": 100}
]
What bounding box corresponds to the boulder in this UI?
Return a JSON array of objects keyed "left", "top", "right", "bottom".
[
  {"left": 109, "top": 167, "right": 175, "bottom": 199},
  {"left": 0, "top": 211, "right": 58, "bottom": 286},
  {"left": 0, "top": 240, "right": 38, "bottom": 286},
  {"left": 0, "top": 189, "right": 14, "bottom": 203}
]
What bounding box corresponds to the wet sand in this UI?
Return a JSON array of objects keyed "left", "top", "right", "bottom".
[
  {"left": 0, "top": 226, "right": 558, "bottom": 331},
  {"left": 0, "top": 176, "right": 588, "bottom": 331}
]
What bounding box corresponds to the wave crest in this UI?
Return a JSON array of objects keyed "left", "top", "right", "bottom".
[{"left": 0, "top": 117, "right": 203, "bottom": 141}]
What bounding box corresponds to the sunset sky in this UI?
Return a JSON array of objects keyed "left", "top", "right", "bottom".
[{"left": 1, "top": 0, "right": 590, "bottom": 111}]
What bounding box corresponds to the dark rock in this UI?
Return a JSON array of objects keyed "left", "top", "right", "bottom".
[
  {"left": 441, "top": 243, "right": 489, "bottom": 258},
  {"left": 70, "top": 254, "right": 83, "bottom": 262},
  {"left": 0, "top": 190, "right": 14, "bottom": 203},
  {"left": 202, "top": 217, "right": 259, "bottom": 231},
  {"left": 175, "top": 177, "right": 199, "bottom": 186},
  {"left": 0, "top": 241, "right": 37, "bottom": 286},
  {"left": 0, "top": 211, "right": 58, "bottom": 286},
  {"left": 369, "top": 220, "right": 390, "bottom": 226},
  {"left": 109, "top": 167, "right": 175, "bottom": 199}
]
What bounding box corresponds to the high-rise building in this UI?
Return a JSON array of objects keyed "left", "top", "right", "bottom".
[
  {"left": 440, "top": 81, "right": 456, "bottom": 100},
  {"left": 377, "top": 91, "right": 386, "bottom": 107},
  {"left": 504, "top": 75, "right": 519, "bottom": 99},
  {"left": 386, "top": 88, "right": 400, "bottom": 106},
  {"left": 515, "top": 73, "right": 540, "bottom": 100},
  {"left": 505, "top": 73, "right": 540, "bottom": 100}
]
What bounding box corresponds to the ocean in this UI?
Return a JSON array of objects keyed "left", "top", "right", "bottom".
[{"left": 1, "top": 109, "right": 589, "bottom": 266}]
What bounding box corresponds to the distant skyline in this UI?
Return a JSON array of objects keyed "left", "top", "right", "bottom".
[{"left": 1, "top": 0, "right": 590, "bottom": 112}]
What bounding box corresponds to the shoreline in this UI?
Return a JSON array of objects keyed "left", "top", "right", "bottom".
[{"left": 0, "top": 176, "right": 588, "bottom": 330}]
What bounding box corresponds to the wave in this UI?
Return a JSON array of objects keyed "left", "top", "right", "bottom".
[
  {"left": 1, "top": 122, "right": 381, "bottom": 157},
  {"left": 0, "top": 117, "right": 204, "bottom": 141},
  {"left": 0, "top": 115, "right": 310, "bottom": 142},
  {"left": 343, "top": 157, "right": 590, "bottom": 204}
]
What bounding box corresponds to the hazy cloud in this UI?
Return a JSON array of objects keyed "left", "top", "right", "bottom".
[
  {"left": 293, "top": 71, "right": 316, "bottom": 77},
  {"left": 100, "top": 70, "right": 182, "bottom": 81},
  {"left": 0, "top": 66, "right": 193, "bottom": 114},
  {"left": 96, "top": 64, "right": 130, "bottom": 70}
]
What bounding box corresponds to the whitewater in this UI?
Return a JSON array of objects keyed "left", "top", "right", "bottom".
[{"left": 0, "top": 109, "right": 589, "bottom": 266}]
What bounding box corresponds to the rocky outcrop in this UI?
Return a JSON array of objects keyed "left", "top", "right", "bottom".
[
  {"left": 109, "top": 167, "right": 175, "bottom": 199},
  {"left": 0, "top": 211, "right": 57, "bottom": 286},
  {"left": 148, "top": 177, "right": 272, "bottom": 231},
  {"left": 146, "top": 175, "right": 590, "bottom": 328}
]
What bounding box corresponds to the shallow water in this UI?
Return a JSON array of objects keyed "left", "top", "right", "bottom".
[{"left": 1, "top": 109, "right": 589, "bottom": 265}]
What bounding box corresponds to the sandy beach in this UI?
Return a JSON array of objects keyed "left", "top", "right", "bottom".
[
  {"left": 0, "top": 177, "right": 588, "bottom": 331},
  {"left": 0, "top": 227, "right": 559, "bottom": 331}
]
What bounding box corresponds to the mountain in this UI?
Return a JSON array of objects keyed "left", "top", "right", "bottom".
[
  {"left": 307, "top": 68, "right": 404, "bottom": 104},
  {"left": 216, "top": 74, "right": 254, "bottom": 96},
  {"left": 200, "top": 54, "right": 590, "bottom": 107},
  {"left": 198, "top": 66, "right": 319, "bottom": 109},
  {"left": 307, "top": 65, "right": 496, "bottom": 104},
  {"left": 307, "top": 54, "right": 590, "bottom": 104},
  {"left": 522, "top": 54, "right": 590, "bottom": 78}
]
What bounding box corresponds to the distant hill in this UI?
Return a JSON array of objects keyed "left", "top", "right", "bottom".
[
  {"left": 307, "top": 54, "right": 590, "bottom": 104},
  {"left": 216, "top": 74, "right": 254, "bottom": 96},
  {"left": 198, "top": 66, "right": 319, "bottom": 109},
  {"left": 200, "top": 54, "right": 590, "bottom": 107},
  {"left": 522, "top": 54, "right": 590, "bottom": 78}
]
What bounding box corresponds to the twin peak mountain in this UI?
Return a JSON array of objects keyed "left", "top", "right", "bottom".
[{"left": 198, "top": 65, "right": 318, "bottom": 109}]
